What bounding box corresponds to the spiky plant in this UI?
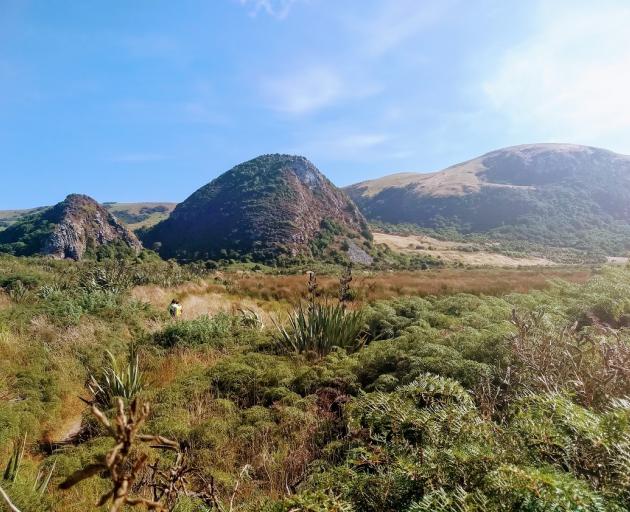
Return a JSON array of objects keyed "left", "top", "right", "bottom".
[
  {"left": 3, "top": 435, "right": 26, "bottom": 482},
  {"left": 275, "top": 301, "right": 365, "bottom": 358},
  {"left": 88, "top": 345, "right": 144, "bottom": 409}
]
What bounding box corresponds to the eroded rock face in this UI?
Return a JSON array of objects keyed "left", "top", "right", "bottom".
[
  {"left": 0, "top": 194, "right": 142, "bottom": 259},
  {"left": 42, "top": 194, "right": 142, "bottom": 260}
]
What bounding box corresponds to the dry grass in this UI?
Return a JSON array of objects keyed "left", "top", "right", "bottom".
[
  {"left": 128, "top": 268, "right": 592, "bottom": 328},
  {"left": 132, "top": 281, "right": 283, "bottom": 324},
  {"left": 219, "top": 267, "right": 591, "bottom": 304},
  {"left": 144, "top": 347, "right": 221, "bottom": 390},
  {"left": 373, "top": 232, "right": 555, "bottom": 266},
  {"left": 0, "top": 290, "right": 11, "bottom": 309}
]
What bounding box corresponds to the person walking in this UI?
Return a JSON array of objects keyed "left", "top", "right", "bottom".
[{"left": 168, "top": 299, "right": 183, "bottom": 319}]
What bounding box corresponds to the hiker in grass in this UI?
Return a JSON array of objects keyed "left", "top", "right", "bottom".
[{"left": 168, "top": 299, "right": 182, "bottom": 318}]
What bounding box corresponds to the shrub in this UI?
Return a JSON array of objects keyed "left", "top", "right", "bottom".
[{"left": 153, "top": 313, "right": 235, "bottom": 348}]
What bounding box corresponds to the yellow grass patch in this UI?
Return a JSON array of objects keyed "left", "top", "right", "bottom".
[{"left": 373, "top": 232, "right": 556, "bottom": 267}]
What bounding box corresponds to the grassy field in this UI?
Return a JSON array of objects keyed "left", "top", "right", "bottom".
[
  {"left": 373, "top": 232, "right": 556, "bottom": 266},
  {"left": 102, "top": 202, "right": 177, "bottom": 230},
  {"left": 0, "top": 255, "right": 628, "bottom": 511}
]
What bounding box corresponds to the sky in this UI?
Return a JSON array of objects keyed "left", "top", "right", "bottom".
[{"left": 2, "top": 0, "right": 630, "bottom": 208}]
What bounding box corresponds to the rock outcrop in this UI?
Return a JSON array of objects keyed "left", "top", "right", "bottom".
[{"left": 0, "top": 194, "right": 142, "bottom": 259}]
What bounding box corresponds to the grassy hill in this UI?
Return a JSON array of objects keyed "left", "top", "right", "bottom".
[
  {"left": 0, "top": 206, "right": 47, "bottom": 231},
  {"left": 102, "top": 202, "right": 176, "bottom": 230},
  {"left": 346, "top": 144, "right": 630, "bottom": 257}
]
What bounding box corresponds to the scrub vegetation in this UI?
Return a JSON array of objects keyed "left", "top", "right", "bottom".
[{"left": 0, "top": 254, "right": 628, "bottom": 511}]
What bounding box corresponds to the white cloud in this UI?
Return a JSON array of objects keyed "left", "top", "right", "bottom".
[
  {"left": 347, "top": 0, "right": 457, "bottom": 57},
  {"left": 482, "top": 0, "right": 630, "bottom": 144},
  {"left": 261, "top": 66, "right": 380, "bottom": 115},
  {"left": 237, "top": 0, "right": 304, "bottom": 20},
  {"left": 256, "top": 1, "right": 452, "bottom": 117}
]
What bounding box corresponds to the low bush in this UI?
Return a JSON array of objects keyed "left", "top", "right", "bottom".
[{"left": 153, "top": 313, "right": 237, "bottom": 348}]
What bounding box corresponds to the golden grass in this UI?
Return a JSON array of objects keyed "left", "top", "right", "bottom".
[
  {"left": 373, "top": 232, "right": 556, "bottom": 266},
  {"left": 220, "top": 267, "right": 591, "bottom": 304}
]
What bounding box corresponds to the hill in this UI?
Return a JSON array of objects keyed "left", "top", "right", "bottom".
[
  {"left": 142, "top": 154, "right": 373, "bottom": 263},
  {"left": 346, "top": 144, "right": 630, "bottom": 256},
  {"left": 102, "top": 202, "right": 176, "bottom": 230},
  {"left": 0, "top": 194, "right": 142, "bottom": 259}
]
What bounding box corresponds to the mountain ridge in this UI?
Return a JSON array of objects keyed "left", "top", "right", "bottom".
[{"left": 345, "top": 143, "right": 630, "bottom": 255}]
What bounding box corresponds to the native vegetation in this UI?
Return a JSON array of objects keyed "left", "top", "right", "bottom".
[{"left": 0, "top": 251, "right": 628, "bottom": 511}]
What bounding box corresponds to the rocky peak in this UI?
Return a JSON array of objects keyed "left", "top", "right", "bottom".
[
  {"left": 143, "top": 154, "right": 372, "bottom": 262},
  {"left": 42, "top": 194, "right": 142, "bottom": 260},
  {"left": 0, "top": 194, "right": 142, "bottom": 260}
]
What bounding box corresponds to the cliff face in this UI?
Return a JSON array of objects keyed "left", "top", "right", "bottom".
[
  {"left": 0, "top": 194, "right": 142, "bottom": 260},
  {"left": 143, "top": 154, "right": 372, "bottom": 262}
]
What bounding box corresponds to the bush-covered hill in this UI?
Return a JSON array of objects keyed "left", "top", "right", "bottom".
[
  {"left": 142, "top": 154, "right": 373, "bottom": 263},
  {"left": 0, "top": 256, "right": 628, "bottom": 511},
  {"left": 346, "top": 144, "right": 630, "bottom": 256},
  {"left": 0, "top": 194, "right": 141, "bottom": 260}
]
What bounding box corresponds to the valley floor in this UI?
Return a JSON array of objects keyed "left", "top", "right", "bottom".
[{"left": 373, "top": 232, "right": 556, "bottom": 266}]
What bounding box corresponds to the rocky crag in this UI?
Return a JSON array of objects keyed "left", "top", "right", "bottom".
[{"left": 0, "top": 194, "right": 142, "bottom": 259}]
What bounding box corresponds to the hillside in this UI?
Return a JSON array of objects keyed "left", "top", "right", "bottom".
[
  {"left": 0, "top": 206, "right": 47, "bottom": 231},
  {"left": 0, "top": 194, "right": 142, "bottom": 259},
  {"left": 102, "top": 202, "right": 176, "bottom": 230},
  {"left": 346, "top": 144, "right": 630, "bottom": 255},
  {"left": 142, "top": 154, "right": 373, "bottom": 262}
]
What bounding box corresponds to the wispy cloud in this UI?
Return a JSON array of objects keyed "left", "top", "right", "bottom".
[
  {"left": 261, "top": 66, "right": 343, "bottom": 114},
  {"left": 237, "top": 0, "right": 304, "bottom": 20},
  {"left": 346, "top": 0, "right": 458, "bottom": 57},
  {"left": 256, "top": 0, "right": 450, "bottom": 117},
  {"left": 482, "top": 0, "right": 630, "bottom": 144},
  {"left": 261, "top": 66, "right": 381, "bottom": 115}
]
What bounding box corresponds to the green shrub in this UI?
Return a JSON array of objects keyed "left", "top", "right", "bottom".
[{"left": 154, "top": 313, "right": 236, "bottom": 348}]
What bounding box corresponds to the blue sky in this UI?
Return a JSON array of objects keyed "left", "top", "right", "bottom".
[{"left": 2, "top": 0, "right": 630, "bottom": 208}]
